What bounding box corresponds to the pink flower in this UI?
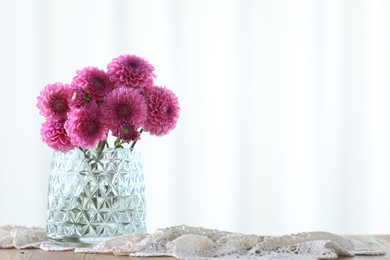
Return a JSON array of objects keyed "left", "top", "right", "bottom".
[
  {"left": 37, "top": 82, "right": 71, "bottom": 120},
  {"left": 69, "top": 87, "right": 92, "bottom": 108},
  {"left": 142, "top": 86, "right": 180, "bottom": 136},
  {"left": 40, "top": 119, "right": 75, "bottom": 153},
  {"left": 112, "top": 121, "right": 140, "bottom": 143},
  {"left": 71, "top": 67, "right": 113, "bottom": 101},
  {"left": 101, "top": 87, "right": 147, "bottom": 130},
  {"left": 65, "top": 103, "right": 108, "bottom": 149},
  {"left": 107, "top": 54, "right": 155, "bottom": 89}
]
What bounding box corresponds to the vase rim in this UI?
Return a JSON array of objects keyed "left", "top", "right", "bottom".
[{"left": 52, "top": 147, "right": 141, "bottom": 155}]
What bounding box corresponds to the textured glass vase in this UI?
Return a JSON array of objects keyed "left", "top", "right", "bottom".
[{"left": 46, "top": 147, "right": 146, "bottom": 247}]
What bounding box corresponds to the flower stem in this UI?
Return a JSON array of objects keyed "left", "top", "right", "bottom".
[
  {"left": 130, "top": 128, "right": 143, "bottom": 149},
  {"left": 97, "top": 140, "right": 107, "bottom": 150}
]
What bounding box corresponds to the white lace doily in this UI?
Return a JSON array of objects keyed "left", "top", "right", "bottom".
[{"left": 0, "top": 225, "right": 385, "bottom": 259}]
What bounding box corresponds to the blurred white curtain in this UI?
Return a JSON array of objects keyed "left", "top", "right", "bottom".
[{"left": 0, "top": 0, "right": 390, "bottom": 236}]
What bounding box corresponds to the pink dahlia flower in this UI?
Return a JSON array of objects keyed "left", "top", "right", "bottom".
[
  {"left": 142, "top": 86, "right": 180, "bottom": 136},
  {"left": 37, "top": 82, "right": 71, "bottom": 120},
  {"left": 101, "top": 87, "right": 147, "bottom": 130},
  {"left": 65, "top": 103, "right": 108, "bottom": 149},
  {"left": 69, "top": 87, "right": 92, "bottom": 108},
  {"left": 112, "top": 121, "right": 140, "bottom": 143},
  {"left": 107, "top": 54, "right": 155, "bottom": 89},
  {"left": 72, "top": 67, "right": 113, "bottom": 100},
  {"left": 40, "top": 119, "right": 75, "bottom": 153}
]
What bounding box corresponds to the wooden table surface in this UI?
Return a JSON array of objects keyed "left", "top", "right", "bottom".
[{"left": 0, "top": 235, "right": 388, "bottom": 259}]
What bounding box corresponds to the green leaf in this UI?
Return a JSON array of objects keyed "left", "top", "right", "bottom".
[{"left": 114, "top": 139, "right": 125, "bottom": 148}]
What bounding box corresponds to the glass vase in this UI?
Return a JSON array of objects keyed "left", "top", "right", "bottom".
[{"left": 46, "top": 147, "right": 146, "bottom": 247}]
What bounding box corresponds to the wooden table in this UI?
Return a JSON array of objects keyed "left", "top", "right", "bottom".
[{"left": 0, "top": 235, "right": 388, "bottom": 259}]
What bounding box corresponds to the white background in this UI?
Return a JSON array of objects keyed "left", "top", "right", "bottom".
[{"left": 0, "top": 0, "right": 390, "bottom": 236}]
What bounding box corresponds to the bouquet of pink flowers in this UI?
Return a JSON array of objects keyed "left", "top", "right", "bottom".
[{"left": 37, "top": 54, "right": 180, "bottom": 152}]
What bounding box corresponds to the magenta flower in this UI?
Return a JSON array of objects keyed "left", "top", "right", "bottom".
[
  {"left": 142, "top": 86, "right": 180, "bottom": 136},
  {"left": 112, "top": 121, "right": 140, "bottom": 143},
  {"left": 107, "top": 54, "right": 155, "bottom": 89},
  {"left": 101, "top": 87, "right": 147, "bottom": 130},
  {"left": 64, "top": 103, "right": 108, "bottom": 149},
  {"left": 72, "top": 67, "right": 113, "bottom": 101},
  {"left": 38, "top": 54, "right": 180, "bottom": 152},
  {"left": 37, "top": 82, "right": 71, "bottom": 120},
  {"left": 40, "top": 119, "right": 75, "bottom": 153},
  {"left": 69, "top": 87, "right": 92, "bottom": 108}
]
